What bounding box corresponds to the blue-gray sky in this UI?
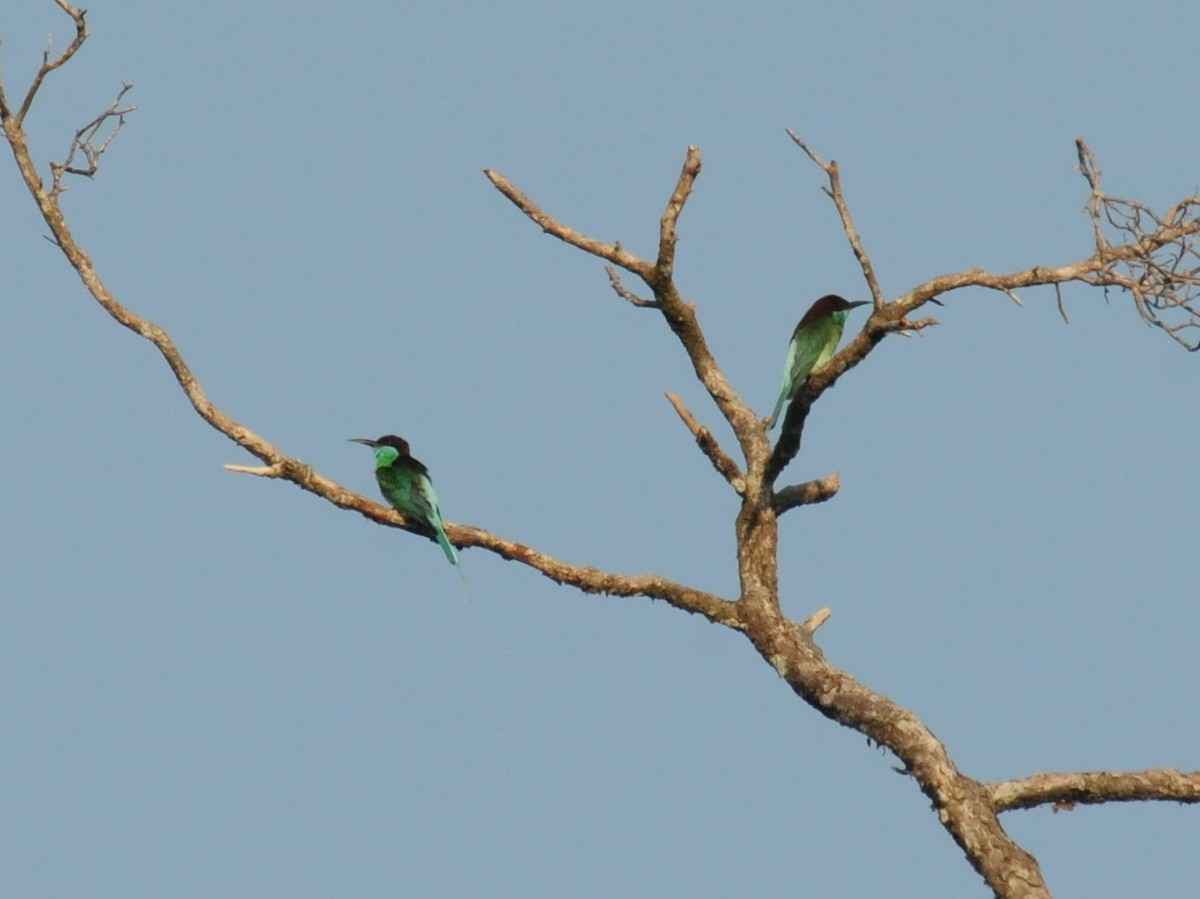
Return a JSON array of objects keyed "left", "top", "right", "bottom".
[{"left": 3, "top": 2, "right": 1197, "bottom": 896}]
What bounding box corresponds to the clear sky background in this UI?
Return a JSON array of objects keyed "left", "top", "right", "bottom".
[{"left": 3, "top": 2, "right": 1197, "bottom": 896}]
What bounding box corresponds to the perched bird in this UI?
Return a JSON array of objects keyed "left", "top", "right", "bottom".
[
  {"left": 766, "top": 294, "right": 869, "bottom": 429},
  {"left": 349, "top": 434, "right": 459, "bottom": 566}
]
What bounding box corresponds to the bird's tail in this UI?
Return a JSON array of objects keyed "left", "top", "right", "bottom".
[
  {"left": 434, "top": 523, "right": 459, "bottom": 567},
  {"left": 767, "top": 392, "right": 787, "bottom": 430},
  {"left": 435, "top": 524, "right": 468, "bottom": 590}
]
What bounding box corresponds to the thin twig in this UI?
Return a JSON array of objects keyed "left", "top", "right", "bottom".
[
  {"left": 787, "top": 128, "right": 884, "bottom": 309},
  {"left": 1076, "top": 138, "right": 1109, "bottom": 251},
  {"left": 1073, "top": 138, "right": 1200, "bottom": 348},
  {"left": 891, "top": 316, "right": 940, "bottom": 336},
  {"left": 606, "top": 265, "right": 657, "bottom": 307},
  {"left": 223, "top": 463, "right": 286, "bottom": 477}
]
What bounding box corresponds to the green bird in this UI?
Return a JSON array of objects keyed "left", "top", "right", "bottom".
[
  {"left": 350, "top": 434, "right": 459, "bottom": 566},
  {"left": 766, "top": 294, "right": 869, "bottom": 429}
]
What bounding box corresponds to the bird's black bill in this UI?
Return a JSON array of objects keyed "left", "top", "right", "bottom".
[{"left": 348, "top": 437, "right": 379, "bottom": 447}]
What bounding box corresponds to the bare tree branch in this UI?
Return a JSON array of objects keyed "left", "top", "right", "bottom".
[
  {"left": 773, "top": 472, "right": 840, "bottom": 512},
  {"left": 990, "top": 768, "right": 1200, "bottom": 813},
  {"left": 803, "top": 607, "right": 832, "bottom": 632},
  {"left": 1055, "top": 283, "right": 1069, "bottom": 323},
  {"left": 605, "top": 264, "right": 657, "bottom": 308},
  {"left": 1, "top": 0, "right": 89, "bottom": 126},
  {"left": 50, "top": 81, "right": 136, "bottom": 196},
  {"left": 486, "top": 148, "right": 763, "bottom": 460},
  {"left": 220, "top": 459, "right": 742, "bottom": 625},
  {"left": 664, "top": 391, "right": 744, "bottom": 493},
  {"left": 1076, "top": 138, "right": 1200, "bottom": 350},
  {"left": 483, "top": 168, "right": 653, "bottom": 279},
  {"left": 786, "top": 128, "right": 885, "bottom": 309},
  {"left": 654, "top": 145, "right": 701, "bottom": 281},
  {"left": 792, "top": 140, "right": 1200, "bottom": 354}
]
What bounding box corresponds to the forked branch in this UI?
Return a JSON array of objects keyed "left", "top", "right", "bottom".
[
  {"left": 0, "top": 0, "right": 89, "bottom": 125},
  {"left": 49, "top": 81, "right": 136, "bottom": 196},
  {"left": 486, "top": 147, "right": 760, "bottom": 463}
]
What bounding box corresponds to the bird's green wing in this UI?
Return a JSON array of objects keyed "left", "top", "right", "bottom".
[
  {"left": 376, "top": 466, "right": 459, "bottom": 566},
  {"left": 411, "top": 474, "right": 458, "bottom": 566},
  {"left": 767, "top": 335, "right": 801, "bottom": 428},
  {"left": 768, "top": 315, "right": 848, "bottom": 430}
]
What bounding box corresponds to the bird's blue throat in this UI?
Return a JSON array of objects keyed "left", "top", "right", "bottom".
[{"left": 373, "top": 445, "right": 400, "bottom": 467}]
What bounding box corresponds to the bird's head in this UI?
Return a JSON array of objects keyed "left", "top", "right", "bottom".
[
  {"left": 813, "top": 294, "right": 869, "bottom": 314},
  {"left": 794, "top": 294, "right": 870, "bottom": 331},
  {"left": 349, "top": 434, "right": 412, "bottom": 457}
]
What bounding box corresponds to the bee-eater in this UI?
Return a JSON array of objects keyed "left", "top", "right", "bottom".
[
  {"left": 349, "top": 434, "right": 459, "bottom": 566},
  {"left": 766, "top": 294, "right": 869, "bottom": 429}
]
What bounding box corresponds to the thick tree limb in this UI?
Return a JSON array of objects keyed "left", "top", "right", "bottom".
[{"left": 745, "top": 607, "right": 1050, "bottom": 897}]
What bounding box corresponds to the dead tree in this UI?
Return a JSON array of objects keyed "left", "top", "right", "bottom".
[{"left": 3, "top": 4, "right": 1199, "bottom": 897}]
